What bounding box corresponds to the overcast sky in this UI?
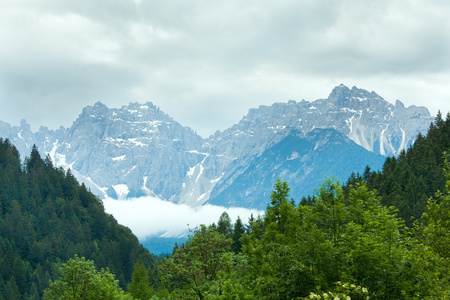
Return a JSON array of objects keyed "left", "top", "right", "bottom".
[{"left": 0, "top": 0, "right": 449, "bottom": 137}]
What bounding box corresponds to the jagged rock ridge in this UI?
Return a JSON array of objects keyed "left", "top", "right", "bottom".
[
  {"left": 0, "top": 85, "right": 434, "bottom": 208},
  {"left": 194, "top": 85, "right": 433, "bottom": 207}
]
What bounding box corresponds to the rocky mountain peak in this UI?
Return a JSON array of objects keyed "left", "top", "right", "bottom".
[
  {"left": 327, "top": 84, "right": 386, "bottom": 110},
  {"left": 49, "top": 101, "right": 205, "bottom": 200},
  {"left": 395, "top": 99, "right": 405, "bottom": 109},
  {"left": 122, "top": 101, "right": 158, "bottom": 110},
  {"left": 20, "top": 119, "right": 31, "bottom": 130},
  {"left": 0, "top": 85, "right": 435, "bottom": 210},
  {"left": 86, "top": 101, "right": 110, "bottom": 114}
]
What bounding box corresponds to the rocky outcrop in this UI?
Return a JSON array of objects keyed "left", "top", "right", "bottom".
[{"left": 0, "top": 85, "right": 434, "bottom": 208}]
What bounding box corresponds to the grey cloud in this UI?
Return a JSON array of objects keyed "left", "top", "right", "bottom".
[{"left": 0, "top": 0, "right": 449, "bottom": 136}]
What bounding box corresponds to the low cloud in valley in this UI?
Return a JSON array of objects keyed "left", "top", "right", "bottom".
[{"left": 103, "top": 196, "right": 263, "bottom": 240}]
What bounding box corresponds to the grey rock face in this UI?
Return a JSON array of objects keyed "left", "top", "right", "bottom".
[
  {"left": 62, "top": 102, "right": 205, "bottom": 200},
  {"left": 207, "top": 128, "right": 387, "bottom": 209},
  {"left": 210, "top": 84, "right": 432, "bottom": 159},
  {"left": 3, "top": 101, "right": 205, "bottom": 200},
  {"left": 0, "top": 85, "right": 434, "bottom": 208},
  {"left": 201, "top": 85, "right": 433, "bottom": 207}
]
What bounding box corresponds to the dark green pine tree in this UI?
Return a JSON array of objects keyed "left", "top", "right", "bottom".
[
  {"left": 217, "top": 211, "right": 232, "bottom": 237},
  {"left": 0, "top": 139, "right": 157, "bottom": 299},
  {"left": 127, "top": 260, "right": 154, "bottom": 300},
  {"left": 358, "top": 112, "right": 450, "bottom": 226},
  {"left": 231, "top": 216, "right": 245, "bottom": 253}
]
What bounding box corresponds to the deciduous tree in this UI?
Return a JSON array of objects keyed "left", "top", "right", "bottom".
[
  {"left": 161, "top": 225, "right": 232, "bottom": 299},
  {"left": 43, "top": 256, "right": 131, "bottom": 300}
]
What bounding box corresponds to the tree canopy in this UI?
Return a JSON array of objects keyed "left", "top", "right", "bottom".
[
  {"left": 43, "top": 256, "right": 131, "bottom": 300},
  {"left": 0, "top": 139, "right": 156, "bottom": 299}
]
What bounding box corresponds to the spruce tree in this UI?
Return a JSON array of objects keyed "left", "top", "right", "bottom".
[
  {"left": 127, "top": 260, "right": 153, "bottom": 300},
  {"left": 217, "top": 211, "right": 232, "bottom": 236},
  {"left": 231, "top": 216, "right": 245, "bottom": 253}
]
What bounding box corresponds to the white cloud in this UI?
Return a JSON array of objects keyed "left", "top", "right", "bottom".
[{"left": 102, "top": 196, "right": 263, "bottom": 240}]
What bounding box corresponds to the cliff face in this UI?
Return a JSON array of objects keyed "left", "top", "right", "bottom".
[{"left": 0, "top": 85, "right": 433, "bottom": 208}]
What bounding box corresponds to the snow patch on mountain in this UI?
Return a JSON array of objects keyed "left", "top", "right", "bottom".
[
  {"left": 112, "top": 155, "right": 126, "bottom": 161},
  {"left": 0, "top": 85, "right": 434, "bottom": 209},
  {"left": 113, "top": 184, "right": 130, "bottom": 199}
]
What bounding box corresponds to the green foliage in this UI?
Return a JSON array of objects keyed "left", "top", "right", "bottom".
[
  {"left": 351, "top": 113, "right": 450, "bottom": 226},
  {"left": 161, "top": 225, "right": 233, "bottom": 299},
  {"left": 231, "top": 216, "right": 245, "bottom": 254},
  {"left": 128, "top": 260, "right": 154, "bottom": 300},
  {"left": 420, "top": 152, "right": 450, "bottom": 259},
  {"left": 241, "top": 179, "right": 313, "bottom": 299},
  {"left": 43, "top": 256, "right": 131, "bottom": 300},
  {"left": 410, "top": 152, "right": 450, "bottom": 298},
  {"left": 266, "top": 178, "right": 292, "bottom": 235},
  {"left": 217, "top": 212, "right": 232, "bottom": 237},
  {"left": 0, "top": 139, "right": 156, "bottom": 298},
  {"left": 238, "top": 179, "right": 448, "bottom": 299}
]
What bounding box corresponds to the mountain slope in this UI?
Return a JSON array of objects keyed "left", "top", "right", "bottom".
[
  {"left": 0, "top": 85, "right": 434, "bottom": 209},
  {"left": 57, "top": 102, "right": 206, "bottom": 200},
  {"left": 361, "top": 112, "right": 450, "bottom": 225},
  {"left": 207, "top": 128, "right": 387, "bottom": 210},
  {"left": 0, "top": 139, "right": 156, "bottom": 298},
  {"left": 195, "top": 85, "right": 432, "bottom": 207},
  {"left": 208, "top": 85, "right": 432, "bottom": 160}
]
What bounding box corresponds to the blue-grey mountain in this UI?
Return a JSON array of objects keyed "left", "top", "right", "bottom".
[
  {"left": 0, "top": 85, "right": 434, "bottom": 210},
  {"left": 207, "top": 128, "right": 387, "bottom": 210}
]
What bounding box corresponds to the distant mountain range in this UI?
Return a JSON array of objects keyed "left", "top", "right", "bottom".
[{"left": 0, "top": 85, "right": 434, "bottom": 209}]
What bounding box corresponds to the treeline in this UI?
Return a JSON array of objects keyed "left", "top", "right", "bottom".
[
  {"left": 347, "top": 111, "right": 450, "bottom": 226},
  {"left": 0, "top": 141, "right": 156, "bottom": 299},
  {"left": 41, "top": 169, "right": 450, "bottom": 299},
  {"left": 148, "top": 176, "right": 449, "bottom": 299}
]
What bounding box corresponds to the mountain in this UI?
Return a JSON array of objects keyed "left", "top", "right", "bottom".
[
  {"left": 49, "top": 101, "right": 205, "bottom": 201},
  {"left": 0, "top": 102, "right": 206, "bottom": 201},
  {"left": 197, "top": 85, "right": 433, "bottom": 207},
  {"left": 207, "top": 128, "right": 387, "bottom": 210},
  {"left": 0, "top": 85, "right": 434, "bottom": 210}
]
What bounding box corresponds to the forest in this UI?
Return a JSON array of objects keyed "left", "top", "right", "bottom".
[
  {"left": 1, "top": 112, "right": 450, "bottom": 299},
  {"left": 0, "top": 141, "right": 156, "bottom": 299}
]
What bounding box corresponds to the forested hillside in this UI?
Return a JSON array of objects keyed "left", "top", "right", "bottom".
[
  {"left": 0, "top": 140, "right": 156, "bottom": 299},
  {"left": 347, "top": 111, "right": 450, "bottom": 226},
  {"left": 154, "top": 176, "right": 449, "bottom": 299}
]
